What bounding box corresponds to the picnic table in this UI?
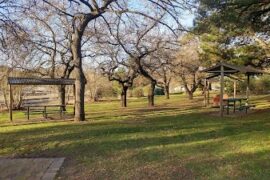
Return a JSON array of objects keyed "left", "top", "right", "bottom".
[
  {"left": 223, "top": 98, "right": 253, "bottom": 114},
  {"left": 24, "top": 105, "right": 65, "bottom": 120}
]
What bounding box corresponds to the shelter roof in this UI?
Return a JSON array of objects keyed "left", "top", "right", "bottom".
[
  {"left": 206, "top": 74, "right": 244, "bottom": 81},
  {"left": 8, "top": 77, "right": 75, "bottom": 85},
  {"left": 201, "top": 62, "right": 267, "bottom": 75}
]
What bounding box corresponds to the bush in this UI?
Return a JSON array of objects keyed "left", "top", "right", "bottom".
[
  {"left": 253, "top": 76, "right": 270, "bottom": 94},
  {"left": 224, "top": 75, "right": 270, "bottom": 95},
  {"left": 154, "top": 87, "right": 165, "bottom": 95},
  {"left": 132, "top": 88, "right": 144, "bottom": 97}
]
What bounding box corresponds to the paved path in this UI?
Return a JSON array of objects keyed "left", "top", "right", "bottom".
[{"left": 0, "top": 158, "right": 65, "bottom": 180}]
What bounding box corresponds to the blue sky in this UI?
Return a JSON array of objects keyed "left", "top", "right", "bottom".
[{"left": 181, "top": 13, "right": 195, "bottom": 28}]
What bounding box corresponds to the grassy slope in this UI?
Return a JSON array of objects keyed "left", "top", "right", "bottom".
[{"left": 0, "top": 94, "right": 270, "bottom": 179}]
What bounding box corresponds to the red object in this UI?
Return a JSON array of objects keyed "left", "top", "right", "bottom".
[{"left": 213, "top": 94, "right": 228, "bottom": 106}]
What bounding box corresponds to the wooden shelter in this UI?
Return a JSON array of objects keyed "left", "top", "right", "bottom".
[
  {"left": 8, "top": 77, "right": 75, "bottom": 121},
  {"left": 201, "top": 62, "right": 267, "bottom": 117},
  {"left": 204, "top": 74, "right": 243, "bottom": 106}
]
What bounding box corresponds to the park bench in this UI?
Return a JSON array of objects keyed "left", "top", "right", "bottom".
[
  {"left": 239, "top": 104, "right": 256, "bottom": 114},
  {"left": 24, "top": 105, "right": 65, "bottom": 120},
  {"left": 22, "top": 97, "right": 50, "bottom": 106},
  {"left": 222, "top": 98, "right": 249, "bottom": 115}
]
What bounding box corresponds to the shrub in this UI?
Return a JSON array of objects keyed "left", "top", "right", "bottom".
[
  {"left": 224, "top": 75, "right": 270, "bottom": 95},
  {"left": 154, "top": 87, "right": 165, "bottom": 95},
  {"left": 133, "top": 88, "right": 144, "bottom": 97}
]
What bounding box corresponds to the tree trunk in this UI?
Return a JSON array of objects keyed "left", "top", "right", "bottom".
[
  {"left": 3, "top": 90, "right": 9, "bottom": 109},
  {"left": 71, "top": 30, "right": 86, "bottom": 121},
  {"left": 148, "top": 81, "right": 156, "bottom": 107},
  {"left": 165, "top": 85, "right": 170, "bottom": 99},
  {"left": 187, "top": 91, "right": 193, "bottom": 100},
  {"left": 183, "top": 82, "right": 194, "bottom": 100},
  {"left": 14, "top": 91, "right": 23, "bottom": 110},
  {"left": 121, "top": 86, "right": 128, "bottom": 107},
  {"left": 59, "top": 85, "right": 66, "bottom": 111}
]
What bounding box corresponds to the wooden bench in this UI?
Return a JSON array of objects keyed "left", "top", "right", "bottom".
[
  {"left": 22, "top": 98, "right": 50, "bottom": 106},
  {"left": 24, "top": 105, "right": 65, "bottom": 120},
  {"left": 239, "top": 104, "right": 256, "bottom": 114},
  {"left": 222, "top": 104, "right": 234, "bottom": 115}
]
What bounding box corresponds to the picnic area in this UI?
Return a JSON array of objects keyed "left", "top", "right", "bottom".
[
  {"left": 1, "top": 0, "right": 270, "bottom": 179},
  {"left": 1, "top": 93, "right": 270, "bottom": 179}
]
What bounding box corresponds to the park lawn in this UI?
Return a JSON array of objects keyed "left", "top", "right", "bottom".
[{"left": 1, "top": 94, "right": 270, "bottom": 179}]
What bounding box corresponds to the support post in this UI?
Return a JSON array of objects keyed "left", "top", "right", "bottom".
[
  {"left": 60, "top": 106, "right": 63, "bottom": 119},
  {"left": 9, "top": 84, "right": 13, "bottom": 122},
  {"left": 207, "top": 82, "right": 210, "bottom": 106},
  {"left": 44, "top": 106, "right": 47, "bottom": 119},
  {"left": 73, "top": 84, "right": 76, "bottom": 116},
  {"left": 204, "top": 79, "right": 207, "bottom": 107},
  {"left": 233, "top": 81, "right": 236, "bottom": 98},
  {"left": 27, "top": 106, "right": 30, "bottom": 120},
  {"left": 246, "top": 74, "right": 250, "bottom": 100},
  {"left": 220, "top": 65, "right": 224, "bottom": 117}
]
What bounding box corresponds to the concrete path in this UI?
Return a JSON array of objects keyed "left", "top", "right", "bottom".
[{"left": 0, "top": 158, "right": 65, "bottom": 180}]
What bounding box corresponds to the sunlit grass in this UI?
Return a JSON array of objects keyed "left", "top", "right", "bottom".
[{"left": 0, "top": 93, "right": 270, "bottom": 179}]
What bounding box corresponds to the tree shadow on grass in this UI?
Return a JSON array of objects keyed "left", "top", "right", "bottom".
[
  {"left": 1, "top": 109, "right": 270, "bottom": 157},
  {"left": 1, "top": 109, "right": 270, "bottom": 179},
  {"left": 183, "top": 149, "right": 270, "bottom": 179}
]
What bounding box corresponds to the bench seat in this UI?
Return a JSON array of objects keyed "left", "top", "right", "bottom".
[
  {"left": 239, "top": 104, "right": 256, "bottom": 113},
  {"left": 24, "top": 105, "right": 65, "bottom": 120}
]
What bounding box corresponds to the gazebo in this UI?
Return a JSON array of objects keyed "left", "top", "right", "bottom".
[
  {"left": 8, "top": 77, "right": 75, "bottom": 121},
  {"left": 203, "top": 74, "right": 243, "bottom": 106},
  {"left": 201, "top": 62, "right": 267, "bottom": 117}
]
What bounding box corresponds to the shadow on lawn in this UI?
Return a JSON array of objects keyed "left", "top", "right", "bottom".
[
  {"left": 1, "top": 109, "right": 270, "bottom": 178},
  {"left": 84, "top": 105, "right": 205, "bottom": 122},
  {"left": 1, "top": 110, "right": 270, "bottom": 157}
]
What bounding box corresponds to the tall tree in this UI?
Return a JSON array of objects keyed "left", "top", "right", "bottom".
[
  {"left": 111, "top": 17, "right": 165, "bottom": 106},
  {"left": 152, "top": 44, "right": 177, "bottom": 99},
  {"left": 3, "top": 0, "right": 194, "bottom": 120},
  {"left": 195, "top": 0, "right": 270, "bottom": 67},
  {"left": 101, "top": 63, "right": 137, "bottom": 107},
  {"left": 198, "top": 0, "right": 270, "bottom": 32},
  {"left": 174, "top": 34, "right": 203, "bottom": 99}
]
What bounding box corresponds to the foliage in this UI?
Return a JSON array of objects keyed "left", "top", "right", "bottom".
[
  {"left": 132, "top": 87, "right": 145, "bottom": 98},
  {"left": 225, "top": 75, "right": 270, "bottom": 95},
  {"left": 154, "top": 87, "right": 165, "bottom": 96},
  {"left": 198, "top": 0, "right": 270, "bottom": 32},
  {"left": 195, "top": 0, "right": 270, "bottom": 68}
]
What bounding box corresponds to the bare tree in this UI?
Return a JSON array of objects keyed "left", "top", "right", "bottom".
[
  {"left": 2, "top": 0, "right": 194, "bottom": 120},
  {"left": 109, "top": 14, "right": 183, "bottom": 106},
  {"left": 84, "top": 67, "right": 107, "bottom": 102},
  {"left": 100, "top": 56, "right": 137, "bottom": 107},
  {"left": 174, "top": 34, "right": 203, "bottom": 100},
  {"left": 156, "top": 64, "right": 173, "bottom": 100},
  {"left": 39, "top": 0, "right": 192, "bottom": 120},
  {"left": 152, "top": 43, "right": 178, "bottom": 99}
]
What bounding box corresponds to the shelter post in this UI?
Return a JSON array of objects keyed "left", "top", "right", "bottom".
[
  {"left": 246, "top": 74, "right": 250, "bottom": 100},
  {"left": 204, "top": 79, "right": 207, "bottom": 106},
  {"left": 233, "top": 81, "right": 236, "bottom": 98},
  {"left": 9, "top": 84, "right": 13, "bottom": 122},
  {"left": 220, "top": 65, "right": 224, "bottom": 117},
  {"left": 207, "top": 82, "right": 210, "bottom": 106},
  {"left": 73, "top": 84, "right": 76, "bottom": 115}
]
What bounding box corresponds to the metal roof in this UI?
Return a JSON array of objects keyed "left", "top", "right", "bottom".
[
  {"left": 201, "top": 62, "right": 267, "bottom": 75},
  {"left": 206, "top": 74, "right": 244, "bottom": 81},
  {"left": 8, "top": 77, "right": 75, "bottom": 85}
]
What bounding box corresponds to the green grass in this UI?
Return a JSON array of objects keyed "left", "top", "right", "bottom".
[{"left": 1, "top": 94, "right": 270, "bottom": 179}]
